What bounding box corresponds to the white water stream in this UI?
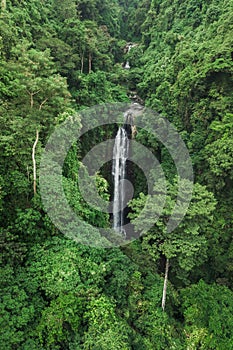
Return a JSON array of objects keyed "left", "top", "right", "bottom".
[{"left": 112, "top": 127, "right": 129, "bottom": 235}]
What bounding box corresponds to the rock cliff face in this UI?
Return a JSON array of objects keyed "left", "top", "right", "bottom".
[{"left": 128, "top": 91, "right": 144, "bottom": 104}]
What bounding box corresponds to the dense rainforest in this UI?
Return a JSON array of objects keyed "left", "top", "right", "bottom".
[{"left": 0, "top": 0, "right": 233, "bottom": 349}]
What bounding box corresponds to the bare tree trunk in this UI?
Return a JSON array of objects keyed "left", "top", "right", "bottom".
[
  {"left": 32, "top": 130, "right": 39, "bottom": 195},
  {"left": 88, "top": 53, "right": 92, "bottom": 73},
  {"left": 81, "top": 53, "right": 84, "bottom": 74},
  {"left": 1, "top": 0, "right": 6, "bottom": 11},
  {"left": 162, "top": 258, "right": 169, "bottom": 312}
]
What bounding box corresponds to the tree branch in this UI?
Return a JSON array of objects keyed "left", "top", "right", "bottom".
[
  {"left": 27, "top": 90, "right": 41, "bottom": 108},
  {"left": 39, "top": 98, "right": 48, "bottom": 110}
]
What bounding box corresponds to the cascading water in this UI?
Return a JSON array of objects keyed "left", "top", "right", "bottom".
[
  {"left": 124, "top": 43, "right": 132, "bottom": 69},
  {"left": 112, "top": 126, "right": 129, "bottom": 235},
  {"left": 112, "top": 104, "right": 143, "bottom": 237}
]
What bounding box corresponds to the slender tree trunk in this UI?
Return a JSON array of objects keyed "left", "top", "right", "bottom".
[
  {"left": 32, "top": 130, "right": 39, "bottom": 195},
  {"left": 81, "top": 53, "right": 84, "bottom": 74},
  {"left": 88, "top": 53, "right": 92, "bottom": 73},
  {"left": 27, "top": 90, "right": 40, "bottom": 108},
  {"left": 1, "top": 0, "right": 6, "bottom": 11},
  {"left": 162, "top": 258, "right": 169, "bottom": 312}
]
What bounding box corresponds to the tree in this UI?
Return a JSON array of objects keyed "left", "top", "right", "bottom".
[
  {"left": 181, "top": 280, "right": 233, "bottom": 349},
  {"left": 83, "top": 296, "right": 131, "bottom": 349},
  {"left": 0, "top": 43, "right": 71, "bottom": 221},
  {"left": 205, "top": 113, "right": 233, "bottom": 187},
  {"left": 129, "top": 178, "right": 216, "bottom": 306}
]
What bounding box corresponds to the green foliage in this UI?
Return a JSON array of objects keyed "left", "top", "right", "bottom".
[
  {"left": 127, "top": 272, "right": 184, "bottom": 349},
  {"left": 181, "top": 280, "right": 233, "bottom": 349},
  {"left": 0, "top": 265, "right": 45, "bottom": 350},
  {"left": 205, "top": 113, "right": 233, "bottom": 183},
  {"left": 83, "top": 296, "right": 131, "bottom": 349},
  {"left": 73, "top": 71, "right": 128, "bottom": 107},
  {"left": 9, "top": 237, "right": 141, "bottom": 349},
  {"left": 0, "top": 229, "right": 27, "bottom": 266},
  {"left": 129, "top": 178, "right": 216, "bottom": 282},
  {"left": 1, "top": 0, "right": 233, "bottom": 348}
]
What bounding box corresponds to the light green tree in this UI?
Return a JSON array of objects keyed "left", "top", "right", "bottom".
[{"left": 129, "top": 178, "right": 216, "bottom": 308}]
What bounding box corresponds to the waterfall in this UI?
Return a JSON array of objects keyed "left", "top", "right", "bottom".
[
  {"left": 124, "top": 43, "right": 133, "bottom": 69},
  {"left": 112, "top": 127, "right": 129, "bottom": 235},
  {"left": 124, "top": 61, "right": 130, "bottom": 69}
]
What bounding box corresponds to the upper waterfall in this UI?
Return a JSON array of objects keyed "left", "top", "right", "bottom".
[{"left": 123, "top": 42, "right": 137, "bottom": 69}]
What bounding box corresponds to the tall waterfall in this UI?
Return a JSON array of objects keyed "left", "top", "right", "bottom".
[{"left": 112, "top": 127, "right": 129, "bottom": 235}]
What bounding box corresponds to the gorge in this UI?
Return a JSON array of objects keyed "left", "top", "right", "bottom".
[{"left": 0, "top": 1, "right": 232, "bottom": 349}]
